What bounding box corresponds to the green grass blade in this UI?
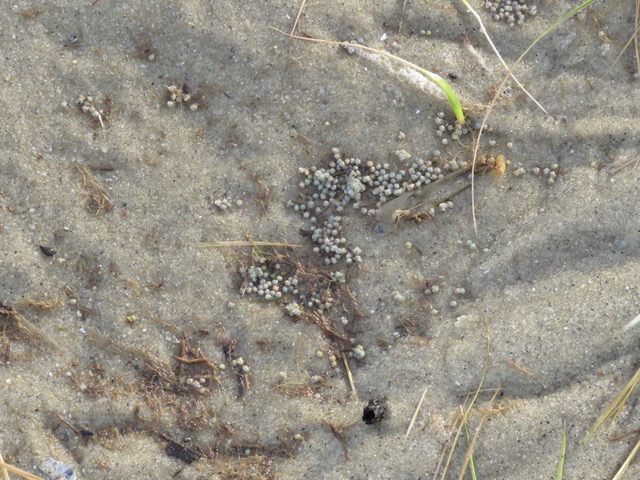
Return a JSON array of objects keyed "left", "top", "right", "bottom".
[
  {"left": 556, "top": 421, "right": 566, "bottom": 480},
  {"left": 417, "top": 67, "right": 465, "bottom": 125},
  {"left": 464, "top": 422, "right": 478, "bottom": 480},
  {"left": 271, "top": 28, "right": 465, "bottom": 124}
]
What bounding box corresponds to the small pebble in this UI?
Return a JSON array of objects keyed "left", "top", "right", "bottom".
[
  {"left": 352, "top": 345, "right": 366, "bottom": 360},
  {"left": 393, "top": 292, "right": 405, "bottom": 302}
]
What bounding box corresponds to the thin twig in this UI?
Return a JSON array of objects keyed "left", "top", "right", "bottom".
[
  {"left": 198, "top": 240, "right": 301, "bottom": 248},
  {"left": 291, "top": 0, "right": 307, "bottom": 35},
  {"left": 460, "top": 0, "right": 547, "bottom": 115},
  {"left": 399, "top": 0, "right": 408, "bottom": 34},
  {"left": 611, "top": 154, "right": 640, "bottom": 174},
  {"left": 405, "top": 385, "right": 429, "bottom": 440},
  {"left": 342, "top": 355, "right": 357, "bottom": 398},
  {"left": 635, "top": 0, "right": 640, "bottom": 75},
  {"left": 466, "top": 0, "right": 598, "bottom": 234}
]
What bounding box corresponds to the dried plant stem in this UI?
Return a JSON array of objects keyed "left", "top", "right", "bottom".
[
  {"left": 611, "top": 435, "right": 640, "bottom": 480},
  {"left": 405, "top": 385, "right": 429, "bottom": 440},
  {"left": 0, "top": 460, "right": 45, "bottom": 480},
  {"left": 198, "top": 240, "right": 301, "bottom": 248}
]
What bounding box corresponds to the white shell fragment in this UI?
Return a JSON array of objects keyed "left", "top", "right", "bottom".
[{"left": 37, "top": 458, "right": 77, "bottom": 480}]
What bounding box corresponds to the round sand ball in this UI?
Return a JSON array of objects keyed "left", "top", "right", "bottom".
[{"left": 352, "top": 345, "right": 366, "bottom": 360}]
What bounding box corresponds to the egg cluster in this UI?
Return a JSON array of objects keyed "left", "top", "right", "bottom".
[
  {"left": 434, "top": 111, "right": 469, "bottom": 145},
  {"left": 166, "top": 84, "right": 199, "bottom": 111},
  {"left": 239, "top": 144, "right": 464, "bottom": 317},
  {"left": 240, "top": 263, "right": 299, "bottom": 301},
  {"left": 291, "top": 147, "right": 460, "bottom": 260},
  {"left": 239, "top": 256, "right": 338, "bottom": 314},
  {"left": 76, "top": 95, "right": 105, "bottom": 128},
  {"left": 483, "top": 0, "right": 537, "bottom": 26}
]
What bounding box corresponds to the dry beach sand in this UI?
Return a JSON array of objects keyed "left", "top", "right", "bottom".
[{"left": 1, "top": 0, "right": 640, "bottom": 479}]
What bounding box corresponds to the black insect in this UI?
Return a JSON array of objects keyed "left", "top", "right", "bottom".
[
  {"left": 39, "top": 245, "right": 56, "bottom": 257},
  {"left": 362, "top": 398, "right": 387, "bottom": 425}
]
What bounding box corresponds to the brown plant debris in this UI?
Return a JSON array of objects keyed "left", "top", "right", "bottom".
[
  {"left": 75, "top": 162, "right": 114, "bottom": 215},
  {"left": 160, "top": 433, "right": 201, "bottom": 464},
  {"left": 88, "top": 332, "right": 176, "bottom": 387},
  {"left": 0, "top": 302, "right": 59, "bottom": 352},
  {"left": 275, "top": 373, "right": 329, "bottom": 398},
  {"left": 321, "top": 420, "right": 356, "bottom": 462},
  {"left": 220, "top": 338, "right": 250, "bottom": 399},
  {"left": 174, "top": 335, "right": 221, "bottom": 387}
]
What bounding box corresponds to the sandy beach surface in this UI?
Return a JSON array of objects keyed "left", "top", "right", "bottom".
[{"left": 1, "top": 1, "right": 639, "bottom": 479}]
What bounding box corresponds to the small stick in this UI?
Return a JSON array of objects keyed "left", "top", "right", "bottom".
[
  {"left": 174, "top": 355, "right": 218, "bottom": 370},
  {"left": 399, "top": 0, "right": 408, "bottom": 34},
  {"left": 342, "top": 355, "right": 357, "bottom": 398},
  {"left": 405, "top": 385, "right": 428, "bottom": 440},
  {"left": 48, "top": 410, "right": 81, "bottom": 434},
  {"left": 611, "top": 154, "right": 640, "bottom": 174},
  {"left": 609, "top": 427, "right": 640, "bottom": 442},
  {"left": 624, "top": 313, "right": 640, "bottom": 331},
  {"left": 290, "top": 0, "right": 307, "bottom": 35},
  {"left": 503, "top": 359, "right": 533, "bottom": 377},
  {"left": 198, "top": 240, "right": 301, "bottom": 248}
]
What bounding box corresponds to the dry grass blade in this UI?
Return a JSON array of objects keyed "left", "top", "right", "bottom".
[
  {"left": 611, "top": 154, "right": 640, "bottom": 174},
  {"left": 399, "top": 0, "right": 408, "bottom": 34},
  {"left": 376, "top": 166, "right": 471, "bottom": 226},
  {"left": 602, "top": 0, "right": 640, "bottom": 79},
  {"left": 623, "top": 313, "right": 640, "bottom": 332},
  {"left": 198, "top": 240, "right": 301, "bottom": 248},
  {"left": 342, "top": 355, "right": 358, "bottom": 398},
  {"left": 457, "top": 388, "right": 500, "bottom": 480},
  {"left": 586, "top": 365, "right": 640, "bottom": 439},
  {"left": 611, "top": 435, "right": 640, "bottom": 480},
  {"left": 290, "top": 0, "right": 307, "bottom": 35},
  {"left": 0, "top": 302, "right": 60, "bottom": 351},
  {"left": 405, "top": 385, "right": 428, "bottom": 440},
  {"left": 271, "top": 28, "right": 466, "bottom": 124},
  {"left": 468, "top": 0, "right": 599, "bottom": 234},
  {"left": 459, "top": 0, "right": 547, "bottom": 115},
  {"left": 434, "top": 320, "right": 491, "bottom": 480},
  {"left": 636, "top": 0, "right": 640, "bottom": 74},
  {"left": 0, "top": 459, "right": 46, "bottom": 480},
  {"left": 321, "top": 420, "right": 353, "bottom": 462},
  {"left": 603, "top": 20, "right": 640, "bottom": 78},
  {"left": 0, "top": 453, "right": 9, "bottom": 480}
]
